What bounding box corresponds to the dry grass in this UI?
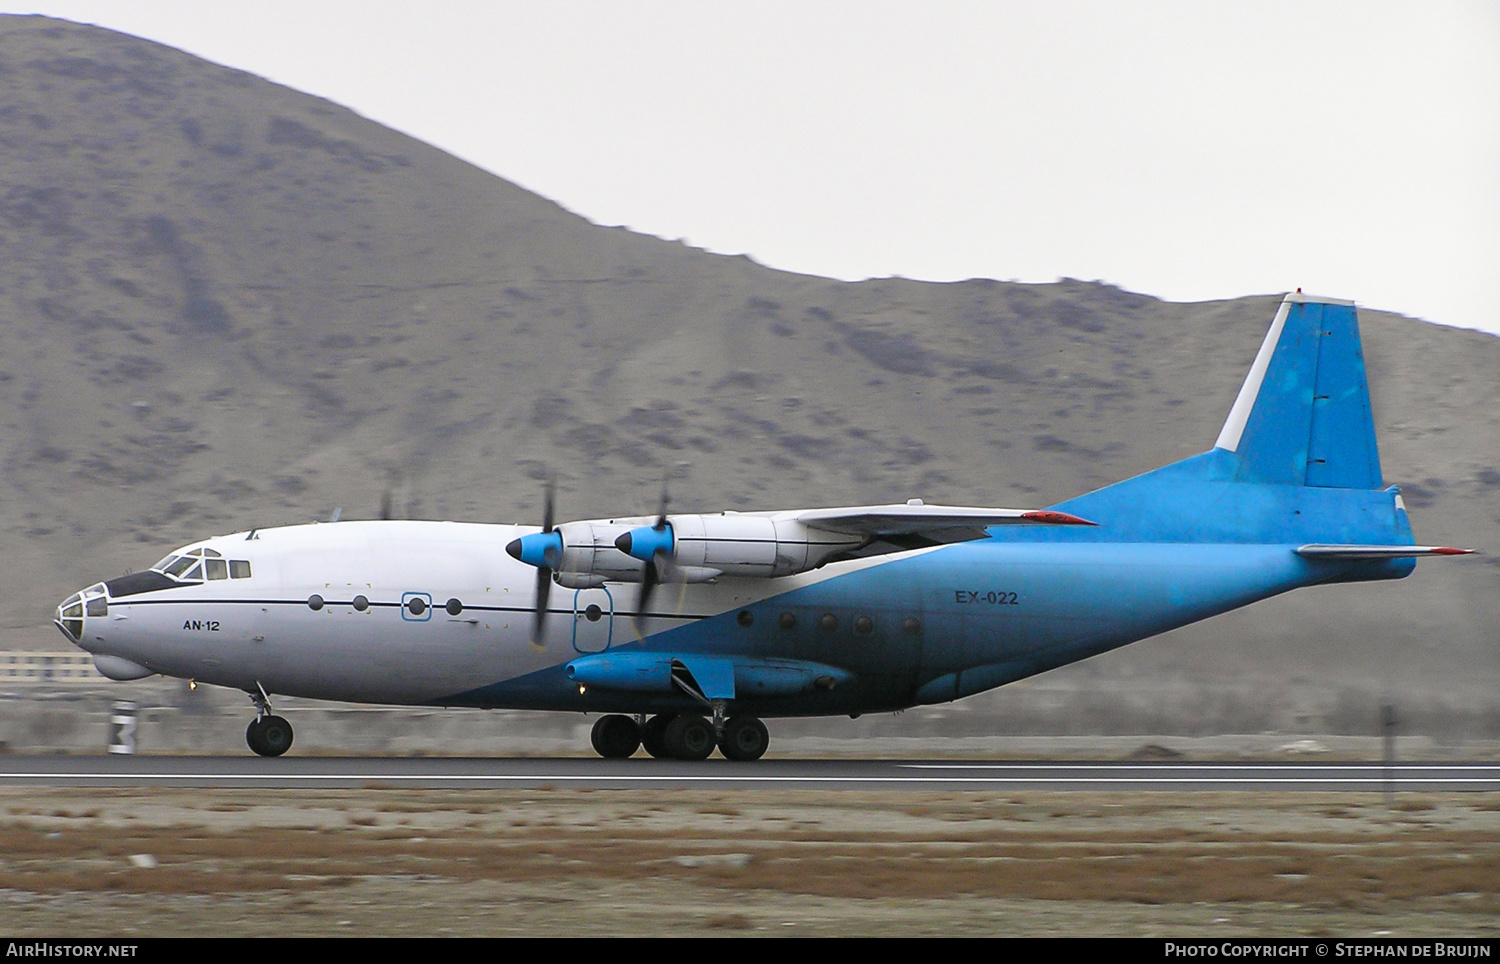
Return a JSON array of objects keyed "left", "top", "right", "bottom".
[{"left": 1, "top": 788, "right": 1496, "bottom": 936}]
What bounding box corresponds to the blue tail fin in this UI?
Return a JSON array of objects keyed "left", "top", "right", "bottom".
[
  {"left": 1045, "top": 292, "right": 1411, "bottom": 549},
  {"left": 1213, "top": 293, "right": 1383, "bottom": 489}
]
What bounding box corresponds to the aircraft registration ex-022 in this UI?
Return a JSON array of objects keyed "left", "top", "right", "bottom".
[{"left": 56, "top": 293, "right": 1474, "bottom": 760}]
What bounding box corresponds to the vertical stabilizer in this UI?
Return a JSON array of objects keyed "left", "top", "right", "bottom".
[{"left": 1213, "top": 292, "right": 1383, "bottom": 489}]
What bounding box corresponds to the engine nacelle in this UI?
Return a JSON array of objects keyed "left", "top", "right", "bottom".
[
  {"left": 511, "top": 512, "right": 867, "bottom": 585},
  {"left": 509, "top": 519, "right": 727, "bottom": 585},
  {"left": 554, "top": 520, "right": 643, "bottom": 583},
  {"left": 619, "top": 514, "right": 864, "bottom": 578}
]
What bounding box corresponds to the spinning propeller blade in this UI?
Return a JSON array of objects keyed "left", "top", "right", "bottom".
[
  {"left": 534, "top": 477, "right": 556, "bottom": 643},
  {"left": 635, "top": 481, "right": 671, "bottom": 631},
  {"left": 504, "top": 478, "right": 559, "bottom": 645}
]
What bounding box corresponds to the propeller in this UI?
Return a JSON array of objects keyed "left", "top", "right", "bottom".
[
  {"left": 618, "top": 481, "right": 672, "bottom": 631},
  {"left": 505, "top": 478, "right": 560, "bottom": 645}
]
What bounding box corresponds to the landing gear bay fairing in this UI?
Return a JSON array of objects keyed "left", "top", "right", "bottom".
[{"left": 56, "top": 294, "right": 1472, "bottom": 759}]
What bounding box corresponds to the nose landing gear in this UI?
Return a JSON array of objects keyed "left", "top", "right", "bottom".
[{"left": 245, "top": 685, "right": 294, "bottom": 757}]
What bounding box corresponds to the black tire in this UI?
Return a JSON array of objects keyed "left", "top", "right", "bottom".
[
  {"left": 245, "top": 718, "right": 266, "bottom": 756},
  {"left": 663, "top": 714, "right": 715, "bottom": 761},
  {"left": 718, "top": 716, "right": 769, "bottom": 761},
  {"left": 589, "top": 714, "right": 641, "bottom": 759},
  {"left": 640, "top": 714, "right": 675, "bottom": 759},
  {"left": 246, "top": 715, "right": 293, "bottom": 757}
]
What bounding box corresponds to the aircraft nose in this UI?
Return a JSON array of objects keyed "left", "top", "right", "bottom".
[
  {"left": 54, "top": 584, "right": 107, "bottom": 649},
  {"left": 55, "top": 592, "right": 84, "bottom": 644}
]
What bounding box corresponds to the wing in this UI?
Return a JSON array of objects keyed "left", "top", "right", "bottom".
[{"left": 792, "top": 502, "right": 1095, "bottom": 545}]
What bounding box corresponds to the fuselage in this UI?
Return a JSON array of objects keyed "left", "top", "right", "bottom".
[{"left": 59, "top": 518, "right": 1336, "bottom": 717}]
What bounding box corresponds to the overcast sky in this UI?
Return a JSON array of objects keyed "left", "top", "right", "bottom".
[{"left": 8, "top": 1, "right": 1499, "bottom": 335}]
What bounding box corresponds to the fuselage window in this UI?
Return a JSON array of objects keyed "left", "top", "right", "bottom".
[
  {"left": 229, "top": 560, "right": 252, "bottom": 579},
  {"left": 205, "top": 558, "right": 228, "bottom": 581}
]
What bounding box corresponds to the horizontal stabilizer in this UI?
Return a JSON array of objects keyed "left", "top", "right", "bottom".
[{"left": 1296, "top": 544, "right": 1475, "bottom": 560}]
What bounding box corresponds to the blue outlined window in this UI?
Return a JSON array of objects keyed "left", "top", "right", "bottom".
[{"left": 402, "top": 592, "right": 432, "bottom": 622}]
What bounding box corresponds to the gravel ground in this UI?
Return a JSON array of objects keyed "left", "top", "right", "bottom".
[{"left": 2, "top": 788, "right": 1496, "bottom": 937}]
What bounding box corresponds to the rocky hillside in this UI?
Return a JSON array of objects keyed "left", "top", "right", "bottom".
[{"left": 1, "top": 16, "right": 1495, "bottom": 729}]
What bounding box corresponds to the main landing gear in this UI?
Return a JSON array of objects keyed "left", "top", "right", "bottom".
[
  {"left": 245, "top": 686, "right": 294, "bottom": 757},
  {"left": 589, "top": 712, "right": 769, "bottom": 761}
]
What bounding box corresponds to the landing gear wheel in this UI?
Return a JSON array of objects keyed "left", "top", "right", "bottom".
[
  {"left": 589, "top": 714, "right": 641, "bottom": 759},
  {"left": 641, "top": 714, "right": 675, "bottom": 759},
  {"left": 718, "top": 716, "right": 769, "bottom": 761},
  {"left": 662, "top": 714, "right": 715, "bottom": 761},
  {"left": 246, "top": 715, "right": 294, "bottom": 757}
]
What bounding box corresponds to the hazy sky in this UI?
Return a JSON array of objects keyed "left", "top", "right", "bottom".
[{"left": 8, "top": 2, "right": 1499, "bottom": 335}]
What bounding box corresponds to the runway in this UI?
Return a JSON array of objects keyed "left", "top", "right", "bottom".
[{"left": 2, "top": 756, "right": 1498, "bottom": 791}]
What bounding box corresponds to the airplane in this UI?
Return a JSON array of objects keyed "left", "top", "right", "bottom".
[{"left": 54, "top": 292, "right": 1473, "bottom": 760}]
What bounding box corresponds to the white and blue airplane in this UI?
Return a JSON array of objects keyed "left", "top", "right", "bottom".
[{"left": 55, "top": 292, "right": 1472, "bottom": 760}]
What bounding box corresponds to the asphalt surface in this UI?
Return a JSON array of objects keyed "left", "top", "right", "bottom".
[{"left": 2, "top": 756, "right": 1497, "bottom": 791}]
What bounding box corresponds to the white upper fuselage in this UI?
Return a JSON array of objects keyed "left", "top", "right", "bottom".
[{"left": 65, "top": 519, "right": 907, "bottom": 705}]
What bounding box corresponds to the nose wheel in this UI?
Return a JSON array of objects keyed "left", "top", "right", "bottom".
[
  {"left": 245, "top": 684, "right": 293, "bottom": 757},
  {"left": 246, "top": 715, "right": 294, "bottom": 757}
]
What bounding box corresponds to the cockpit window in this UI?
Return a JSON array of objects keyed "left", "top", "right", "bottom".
[{"left": 150, "top": 546, "right": 247, "bottom": 583}]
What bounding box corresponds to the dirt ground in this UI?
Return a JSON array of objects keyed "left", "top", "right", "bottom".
[{"left": 1, "top": 787, "right": 1496, "bottom": 937}]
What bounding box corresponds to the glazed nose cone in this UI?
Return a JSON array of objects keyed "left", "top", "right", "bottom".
[{"left": 55, "top": 591, "right": 85, "bottom": 645}]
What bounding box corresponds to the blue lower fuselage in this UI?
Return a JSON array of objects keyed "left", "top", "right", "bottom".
[{"left": 452, "top": 538, "right": 1398, "bottom": 716}]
